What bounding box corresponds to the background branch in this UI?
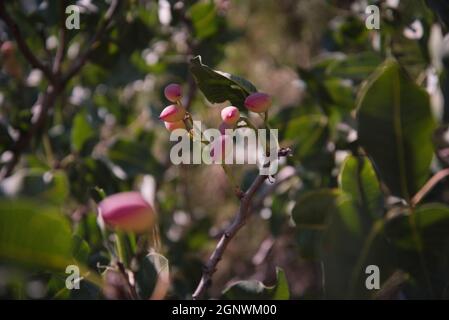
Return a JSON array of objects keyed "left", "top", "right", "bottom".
[
  {"left": 53, "top": 0, "right": 68, "bottom": 75},
  {"left": 62, "top": 0, "right": 121, "bottom": 86},
  {"left": 0, "top": 0, "right": 121, "bottom": 180},
  {"left": 0, "top": 2, "right": 55, "bottom": 82}
]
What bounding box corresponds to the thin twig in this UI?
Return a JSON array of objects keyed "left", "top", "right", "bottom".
[
  {"left": 0, "top": 2, "right": 55, "bottom": 82},
  {"left": 192, "top": 148, "right": 292, "bottom": 300},
  {"left": 411, "top": 168, "right": 449, "bottom": 207}
]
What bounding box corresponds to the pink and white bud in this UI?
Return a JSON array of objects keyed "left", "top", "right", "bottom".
[
  {"left": 221, "top": 106, "right": 240, "bottom": 125},
  {"left": 244, "top": 92, "right": 272, "bottom": 113},
  {"left": 164, "top": 83, "right": 182, "bottom": 102},
  {"left": 210, "top": 134, "right": 233, "bottom": 163},
  {"left": 165, "top": 120, "right": 186, "bottom": 132},
  {"left": 98, "top": 192, "right": 156, "bottom": 233},
  {"left": 1, "top": 41, "right": 14, "bottom": 57},
  {"left": 159, "top": 104, "right": 186, "bottom": 122}
]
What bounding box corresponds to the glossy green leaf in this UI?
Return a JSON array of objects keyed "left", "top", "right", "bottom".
[
  {"left": 357, "top": 59, "right": 436, "bottom": 200},
  {"left": 190, "top": 56, "right": 257, "bottom": 108},
  {"left": 339, "top": 155, "right": 383, "bottom": 219}
]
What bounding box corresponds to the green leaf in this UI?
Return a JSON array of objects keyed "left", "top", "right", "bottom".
[
  {"left": 107, "top": 138, "right": 160, "bottom": 178},
  {"left": 356, "top": 59, "right": 436, "bottom": 200},
  {"left": 326, "top": 52, "right": 383, "bottom": 82},
  {"left": 0, "top": 199, "right": 73, "bottom": 271},
  {"left": 71, "top": 111, "right": 97, "bottom": 153},
  {"left": 72, "top": 235, "right": 90, "bottom": 265},
  {"left": 386, "top": 203, "right": 449, "bottom": 251},
  {"left": 292, "top": 189, "right": 346, "bottom": 228},
  {"left": 292, "top": 189, "right": 346, "bottom": 259},
  {"left": 339, "top": 155, "right": 383, "bottom": 219},
  {"left": 285, "top": 115, "right": 328, "bottom": 160},
  {"left": 222, "top": 268, "right": 289, "bottom": 300},
  {"left": 272, "top": 268, "right": 290, "bottom": 300},
  {"left": 188, "top": 2, "right": 220, "bottom": 40},
  {"left": 135, "top": 253, "right": 169, "bottom": 299},
  {"left": 189, "top": 56, "right": 257, "bottom": 108}
]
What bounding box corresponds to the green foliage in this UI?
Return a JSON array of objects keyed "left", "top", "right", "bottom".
[
  {"left": 1, "top": 0, "right": 449, "bottom": 301},
  {"left": 0, "top": 200, "right": 73, "bottom": 271},
  {"left": 357, "top": 60, "right": 437, "bottom": 200}
]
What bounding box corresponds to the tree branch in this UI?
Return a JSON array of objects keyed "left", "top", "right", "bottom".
[
  {"left": 411, "top": 168, "right": 449, "bottom": 207},
  {"left": 53, "top": 0, "right": 68, "bottom": 75},
  {"left": 62, "top": 0, "right": 121, "bottom": 87},
  {"left": 0, "top": 2, "right": 55, "bottom": 83},
  {"left": 0, "top": 0, "right": 122, "bottom": 180},
  {"left": 192, "top": 148, "right": 292, "bottom": 300}
]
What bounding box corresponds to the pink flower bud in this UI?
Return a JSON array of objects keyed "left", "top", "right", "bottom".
[
  {"left": 244, "top": 92, "right": 272, "bottom": 113},
  {"left": 221, "top": 106, "right": 240, "bottom": 125},
  {"left": 210, "top": 134, "right": 233, "bottom": 163},
  {"left": 1, "top": 41, "right": 14, "bottom": 57},
  {"left": 165, "top": 120, "right": 186, "bottom": 132},
  {"left": 159, "top": 104, "right": 186, "bottom": 122},
  {"left": 98, "top": 192, "right": 156, "bottom": 233},
  {"left": 164, "top": 83, "right": 182, "bottom": 102}
]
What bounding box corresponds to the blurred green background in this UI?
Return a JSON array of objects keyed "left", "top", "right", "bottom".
[{"left": 1, "top": 0, "right": 449, "bottom": 299}]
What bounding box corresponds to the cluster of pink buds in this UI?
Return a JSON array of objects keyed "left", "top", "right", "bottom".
[
  {"left": 212, "top": 92, "right": 272, "bottom": 162},
  {"left": 159, "top": 83, "right": 186, "bottom": 131}
]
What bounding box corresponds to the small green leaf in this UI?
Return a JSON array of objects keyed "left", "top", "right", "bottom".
[
  {"left": 189, "top": 56, "right": 257, "bottom": 108},
  {"left": 72, "top": 235, "right": 90, "bottom": 265},
  {"left": 339, "top": 155, "right": 383, "bottom": 219},
  {"left": 71, "top": 111, "right": 96, "bottom": 153}
]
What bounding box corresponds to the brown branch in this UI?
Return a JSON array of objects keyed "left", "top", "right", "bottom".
[
  {"left": 53, "top": 0, "right": 68, "bottom": 75},
  {"left": 192, "top": 148, "right": 292, "bottom": 300},
  {"left": 62, "top": 0, "right": 121, "bottom": 87},
  {"left": 0, "top": 0, "right": 122, "bottom": 180},
  {"left": 0, "top": 2, "right": 55, "bottom": 83},
  {"left": 411, "top": 168, "right": 449, "bottom": 207},
  {"left": 0, "top": 85, "right": 61, "bottom": 180}
]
